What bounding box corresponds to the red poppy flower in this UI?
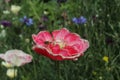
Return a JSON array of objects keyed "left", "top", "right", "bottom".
[{"left": 32, "top": 28, "right": 89, "bottom": 61}]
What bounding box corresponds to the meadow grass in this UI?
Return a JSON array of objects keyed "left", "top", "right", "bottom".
[{"left": 0, "top": 0, "right": 120, "bottom": 80}]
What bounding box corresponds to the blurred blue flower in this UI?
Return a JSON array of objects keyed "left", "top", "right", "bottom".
[
  {"left": 72, "top": 16, "right": 87, "bottom": 24},
  {"left": 0, "top": 20, "right": 12, "bottom": 27},
  {"left": 20, "top": 16, "right": 33, "bottom": 26}
]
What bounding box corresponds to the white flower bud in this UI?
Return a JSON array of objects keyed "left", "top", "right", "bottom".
[
  {"left": 25, "top": 38, "right": 30, "bottom": 43},
  {"left": 3, "top": 10, "right": 10, "bottom": 14},
  {"left": 0, "top": 29, "right": 6, "bottom": 38},
  {"left": 6, "top": 69, "right": 17, "bottom": 78},
  {"left": 11, "top": 5, "right": 21, "bottom": 14}
]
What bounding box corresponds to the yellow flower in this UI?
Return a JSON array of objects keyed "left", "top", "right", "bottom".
[
  {"left": 1, "top": 61, "right": 13, "bottom": 68},
  {"left": 6, "top": 68, "right": 17, "bottom": 78},
  {"left": 103, "top": 56, "right": 109, "bottom": 63},
  {"left": 11, "top": 5, "right": 21, "bottom": 14}
]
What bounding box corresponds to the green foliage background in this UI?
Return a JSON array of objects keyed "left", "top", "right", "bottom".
[{"left": 0, "top": 0, "right": 120, "bottom": 80}]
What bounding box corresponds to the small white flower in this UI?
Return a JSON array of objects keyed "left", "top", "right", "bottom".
[
  {"left": 25, "top": 38, "right": 30, "bottom": 43},
  {"left": 6, "top": 68, "right": 17, "bottom": 78},
  {"left": 1, "top": 61, "right": 13, "bottom": 68},
  {"left": 44, "top": 11, "right": 49, "bottom": 15},
  {"left": 0, "top": 29, "right": 6, "bottom": 38},
  {"left": 3, "top": 10, "right": 10, "bottom": 14},
  {"left": 11, "top": 5, "right": 21, "bottom": 14},
  {"left": 0, "top": 25, "right": 4, "bottom": 29},
  {"left": 19, "top": 34, "right": 23, "bottom": 39}
]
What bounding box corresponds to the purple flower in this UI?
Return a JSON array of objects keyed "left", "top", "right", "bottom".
[
  {"left": 41, "top": 15, "right": 49, "bottom": 22},
  {"left": 0, "top": 20, "right": 12, "bottom": 27},
  {"left": 105, "top": 37, "right": 114, "bottom": 45},
  {"left": 38, "top": 23, "right": 47, "bottom": 30},
  {"left": 20, "top": 16, "right": 33, "bottom": 26},
  {"left": 72, "top": 16, "right": 87, "bottom": 24}
]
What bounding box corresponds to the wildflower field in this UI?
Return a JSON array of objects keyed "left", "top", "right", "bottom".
[{"left": 0, "top": 0, "right": 120, "bottom": 80}]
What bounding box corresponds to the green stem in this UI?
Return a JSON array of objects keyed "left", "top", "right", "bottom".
[
  {"left": 13, "top": 67, "right": 16, "bottom": 80},
  {"left": 64, "top": 61, "right": 68, "bottom": 80},
  {"left": 27, "top": 46, "right": 38, "bottom": 79},
  {"left": 55, "top": 61, "right": 61, "bottom": 80}
]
